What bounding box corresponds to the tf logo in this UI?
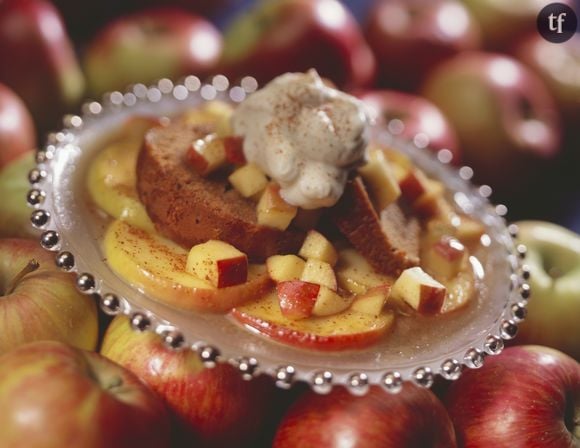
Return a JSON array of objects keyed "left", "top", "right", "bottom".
[{"left": 537, "top": 2, "right": 578, "bottom": 43}]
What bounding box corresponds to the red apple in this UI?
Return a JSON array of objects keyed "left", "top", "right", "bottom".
[
  {"left": 100, "top": 315, "right": 273, "bottom": 447},
  {"left": 514, "top": 221, "right": 580, "bottom": 361},
  {"left": 0, "top": 340, "right": 170, "bottom": 448},
  {"left": 273, "top": 384, "right": 457, "bottom": 447},
  {"left": 0, "top": 153, "right": 38, "bottom": 238},
  {"left": 462, "top": 0, "right": 574, "bottom": 50},
  {"left": 365, "top": 0, "right": 481, "bottom": 91},
  {"left": 0, "top": 0, "right": 84, "bottom": 133},
  {"left": 0, "top": 238, "right": 98, "bottom": 355},
  {"left": 421, "top": 52, "right": 562, "bottom": 194},
  {"left": 444, "top": 345, "right": 580, "bottom": 447},
  {"left": 358, "top": 90, "right": 461, "bottom": 163},
  {"left": 513, "top": 33, "right": 580, "bottom": 129},
  {"left": 219, "top": 0, "right": 376, "bottom": 90},
  {"left": 83, "top": 8, "right": 223, "bottom": 97},
  {"left": 277, "top": 280, "right": 320, "bottom": 320},
  {"left": 0, "top": 83, "right": 35, "bottom": 169}
]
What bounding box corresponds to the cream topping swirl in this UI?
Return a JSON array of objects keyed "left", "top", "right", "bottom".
[{"left": 231, "top": 70, "right": 370, "bottom": 209}]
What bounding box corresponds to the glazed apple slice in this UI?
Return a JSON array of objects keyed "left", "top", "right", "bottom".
[
  {"left": 440, "top": 261, "right": 477, "bottom": 313},
  {"left": 335, "top": 249, "right": 393, "bottom": 295},
  {"left": 86, "top": 116, "right": 159, "bottom": 232},
  {"left": 104, "top": 219, "right": 272, "bottom": 312},
  {"left": 231, "top": 292, "right": 394, "bottom": 351},
  {"left": 182, "top": 100, "right": 234, "bottom": 137}
]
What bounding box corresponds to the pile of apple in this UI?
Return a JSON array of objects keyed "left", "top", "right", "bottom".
[{"left": 0, "top": 0, "right": 579, "bottom": 446}]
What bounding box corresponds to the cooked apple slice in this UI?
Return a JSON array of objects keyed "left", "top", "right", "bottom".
[
  {"left": 422, "top": 236, "right": 467, "bottom": 280},
  {"left": 277, "top": 280, "right": 319, "bottom": 320},
  {"left": 228, "top": 163, "right": 268, "bottom": 198},
  {"left": 440, "top": 263, "right": 476, "bottom": 313},
  {"left": 358, "top": 149, "right": 401, "bottom": 210},
  {"left": 455, "top": 215, "right": 486, "bottom": 249},
  {"left": 257, "top": 183, "right": 298, "bottom": 230},
  {"left": 266, "top": 254, "right": 305, "bottom": 283},
  {"left": 335, "top": 249, "right": 393, "bottom": 295},
  {"left": 182, "top": 100, "right": 233, "bottom": 137},
  {"left": 104, "top": 219, "right": 271, "bottom": 312},
  {"left": 185, "top": 133, "right": 227, "bottom": 176},
  {"left": 300, "top": 259, "right": 338, "bottom": 291},
  {"left": 87, "top": 138, "right": 155, "bottom": 232},
  {"left": 311, "top": 286, "right": 353, "bottom": 317},
  {"left": 391, "top": 267, "right": 446, "bottom": 315},
  {"left": 298, "top": 230, "right": 338, "bottom": 266},
  {"left": 351, "top": 284, "right": 391, "bottom": 317},
  {"left": 186, "top": 240, "right": 248, "bottom": 288},
  {"left": 231, "top": 292, "right": 395, "bottom": 351}
]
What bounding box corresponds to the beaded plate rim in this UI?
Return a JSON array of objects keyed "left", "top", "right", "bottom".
[{"left": 27, "top": 74, "right": 530, "bottom": 395}]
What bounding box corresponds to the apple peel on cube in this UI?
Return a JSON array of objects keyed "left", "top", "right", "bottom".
[
  {"left": 186, "top": 240, "right": 248, "bottom": 289},
  {"left": 391, "top": 267, "right": 446, "bottom": 314}
]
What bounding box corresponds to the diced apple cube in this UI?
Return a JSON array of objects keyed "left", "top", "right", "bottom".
[
  {"left": 300, "top": 259, "right": 338, "bottom": 291},
  {"left": 298, "top": 230, "right": 338, "bottom": 266},
  {"left": 223, "top": 136, "right": 246, "bottom": 165},
  {"left": 398, "top": 169, "right": 431, "bottom": 203},
  {"left": 228, "top": 163, "right": 268, "bottom": 198},
  {"left": 423, "top": 236, "right": 467, "bottom": 280},
  {"left": 358, "top": 149, "right": 401, "bottom": 210},
  {"left": 277, "top": 280, "right": 320, "bottom": 320},
  {"left": 185, "top": 240, "right": 248, "bottom": 288},
  {"left": 312, "top": 286, "right": 353, "bottom": 317},
  {"left": 266, "top": 255, "right": 305, "bottom": 282},
  {"left": 185, "top": 134, "right": 227, "bottom": 176},
  {"left": 350, "top": 284, "right": 391, "bottom": 317},
  {"left": 391, "top": 267, "right": 446, "bottom": 314},
  {"left": 257, "top": 183, "right": 298, "bottom": 230}
]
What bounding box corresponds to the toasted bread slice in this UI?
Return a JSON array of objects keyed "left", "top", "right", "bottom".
[
  {"left": 136, "top": 121, "right": 304, "bottom": 261},
  {"left": 331, "top": 176, "right": 420, "bottom": 276}
]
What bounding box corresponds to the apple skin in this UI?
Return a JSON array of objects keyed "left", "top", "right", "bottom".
[
  {"left": 514, "top": 221, "right": 580, "bottom": 361},
  {"left": 444, "top": 345, "right": 580, "bottom": 447},
  {"left": 357, "top": 89, "right": 461, "bottom": 163},
  {"left": 0, "top": 238, "right": 99, "bottom": 355},
  {"left": 421, "top": 51, "right": 561, "bottom": 194},
  {"left": 100, "top": 315, "right": 273, "bottom": 447},
  {"left": 513, "top": 33, "right": 580, "bottom": 129},
  {"left": 273, "top": 384, "right": 457, "bottom": 447},
  {"left": 0, "top": 84, "right": 35, "bottom": 169},
  {"left": 0, "top": 0, "right": 84, "bottom": 133},
  {"left": 84, "top": 7, "right": 223, "bottom": 97},
  {"left": 365, "top": 0, "right": 481, "bottom": 91},
  {"left": 0, "top": 340, "right": 171, "bottom": 448},
  {"left": 0, "top": 152, "right": 38, "bottom": 239},
  {"left": 219, "top": 0, "right": 376, "bottom": 90},
  {"left": 462, "top": 0, "right": 574, "bottom": 50}
]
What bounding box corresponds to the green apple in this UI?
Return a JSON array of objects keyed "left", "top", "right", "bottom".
[
  {"left": 0, "top": 340, "right": 171, "bottom": 448},
  {"left": 0, "top": 152, "right": 37, "bottom": 239},
  {"left": 101, "top": 315, "right": 273, "bottom": 447},
  {"left": 515, "top": 221, "right": 580, "bottom": 360},
  {"left": 0, "top": 238, "right": 98, "bottom": 355}
]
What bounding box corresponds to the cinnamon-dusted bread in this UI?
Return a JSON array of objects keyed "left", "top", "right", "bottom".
[
  {"left": 136, "top": 121, "right": 305, "bottom": 261},
  {"left": 331, "top": 176, "right": 420, "bottom": 276}
]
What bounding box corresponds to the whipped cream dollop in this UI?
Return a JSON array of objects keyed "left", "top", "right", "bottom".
[{"left": 231, "top": 70, "right": 370, "bottom": 209}]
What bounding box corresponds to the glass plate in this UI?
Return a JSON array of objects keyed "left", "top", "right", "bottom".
[{"left": 27, "top": 75, "right": 529, "bottom": 395}]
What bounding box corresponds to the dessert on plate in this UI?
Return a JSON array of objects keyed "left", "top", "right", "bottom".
[{"left": 86, "top": 70, "right": 488, "bottom": 352}]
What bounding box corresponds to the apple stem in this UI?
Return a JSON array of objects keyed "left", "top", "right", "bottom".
[{"left": 5, "top": 259, "right": 40, "bottom": 295}]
